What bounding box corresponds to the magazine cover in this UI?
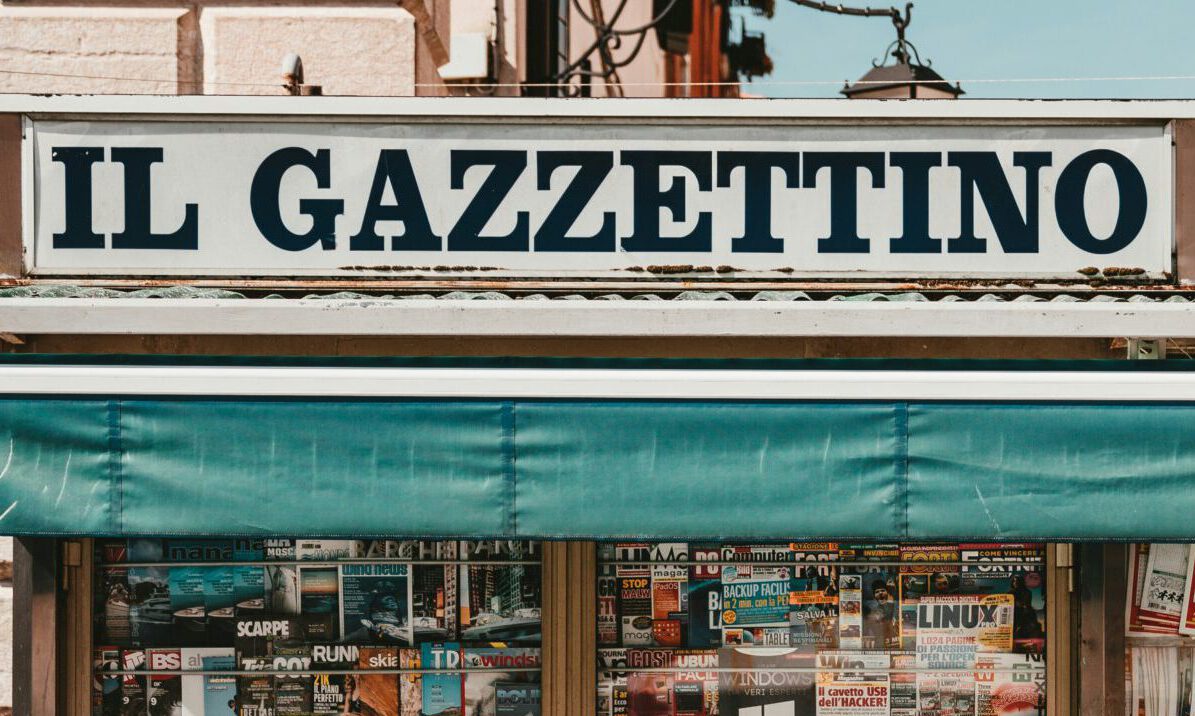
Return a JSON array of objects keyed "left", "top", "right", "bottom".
[
  {"left": 168, "top": 567, "right": 208, "bottom": 647},
  {"left": 720, "top": 565, "right": 791, "bottom": 647},
  {"left": 916, "top": 668, "right": 975, "bottom": 716},
  {"left": 1127, "top": 544, "right": 1178, "bottom": 636},
  {"left": 650, "top": 564, "right": 688, "bottom": 647},
  {"left": 462, "top": 646, "right": 542, "bottom": 716},
  {"left": 180, "top": 647, "right": 237, "bottom": 716},
  {"left": 121, "top": 649, "right": 147, "bottom": 716},
  {"left": 625, "top": 673, "right": 674, "bottom": 715},
  {"left": 295, "top": 539, "right": 356, "bottom": 561},
  {"left": 814, "top": 651, "right": 890, "bottom": 716},
  {"left": 1141, "top": 543, "right": 1188, "bottom": 628},
  {"left": 598, "top": 564, "right": 620, "bottom": 646},
  {"left": 266, "top": 566, "right": 301, "bottom": 616},
  {"left": 93, "top": 647, "right": 123, "bottom": 716},
  {"left": 718, "top": 646, "right": 815, "bottom": 716},
  {"left": 234, "top": 616, "right": 306, "bottom": 659},
  {"left": 356, "top": 646, "right": 400, "bottom": 716},
  {"left": 597, "top": 646, "right": 630, "bottom": 713},
  {"left": 399, "top": 648, "right": 422, "bottom": 716},
  {"left": 421, "top": 643, "right": 463, "bottom": 716},
  {"left": 789, "top": 561, "right": 839, "bottom": 652},
  {"left": 100, "top": 566, "right": 132, "bottom": 645},
  {"left": 204, "top": 567, "right": 237, "bottom": 647},
  {"left": 410, "top": 563, "right": 456, "bottom": 643},
  {"left": 273, "top": 645, "right": 314, "bottom": 716},
  {"left": 459, "top": 540, "right": 539, "bottom": 562},
  {"left": 960, "top": 544, "right": 1047, "bottom": 653},
  {"left": 147, "top": 648, "right": 182, "bottom": 716},
  {"left": 340, "top": 564, "right": 411, "bottom": 645},
  {"left": 300, "top": 566, "right": 340, "bottom": 639},
  {"left": 236, "top": 657, "right": 274, "bottom": 716},
  {"left": 264, "top": 540, "right": 296, "bottom": 561},
  {"left": 838, "top": 544, "right": 900, "bottom": 562},
  {"left": 460, "top": 563, "right": 541, "bottom": 645},
  {"left": 1180, "top": 546, "right": 1195, "bottom": 636},
  {"left": 889, "top": 653, "right": 918, "bottom": 716},
  {"left": 838, "top": 574, "right": 863, "bottom": 650},
  {"left": 494, "top": 682, "right": 541, "bottom": 716},
  {"left": 234, "top": 565, "right": 267, "bottom": 617},
  {"left": 623, "top": 649, "right": 718, "bottom": 716},
  {"left": 859, "top": 570, "right": 900, "bottom": 651},
  {"left": 310, "top": 644, "right": 358, "bottom": 715},
  {"left": 686, "top": 551, "right": 723, "bottom": 649},
  {"left": 610, "top": 685, "right": 629, "bottom": 716},
  {"left": 975, "top": 652, "right": 1046, "bottom": 716},
  {"left": 129, "top": 567, "right": 172, "bottom": 646},
  {"left": 915, "top": 594, "right": 1015, "bottom": 670},
  {"left": 618, "top": 566, "right": 653, "bottom": 646}
]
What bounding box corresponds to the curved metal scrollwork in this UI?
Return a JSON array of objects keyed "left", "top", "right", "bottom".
[
  {"left": 552, "top": 0, "right": 685, "bottom": 96},
  {"left": 552, "top": 0, "right": 916, "bottom": 95}
]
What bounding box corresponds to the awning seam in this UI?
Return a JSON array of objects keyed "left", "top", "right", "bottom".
[
  {"left": 106, "top": 400, "right": 123, "bottom": 535},
  {"left": 895, "top": 402, "right": 910, "bottom": 539},
  {"left": 502, "top": 401, "right": 517, "bottom": 536}
]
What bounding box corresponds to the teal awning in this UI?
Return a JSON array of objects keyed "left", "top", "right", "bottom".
[{"left": 2, "top": 356, "right": 1194, "bottom": 540}]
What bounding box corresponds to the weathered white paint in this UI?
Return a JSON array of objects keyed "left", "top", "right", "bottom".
[
  {"left": 0, "top": 297, "right": 1191, "bottom": 337},
  {"left": 0, "top": 364, "right": 1192, "bottom": 402}
]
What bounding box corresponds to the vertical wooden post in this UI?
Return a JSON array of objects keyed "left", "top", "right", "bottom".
[
  {"left": 13, "top": 538, "right": 61, "bottom": 716},
  {"left": 1078, "top": 543, "right": 1127, "bottom": 716},
  {"left": 542, "top": 541, "right": 596, "bottom": 716},
  {"left": 1046, "top": 543, "right": 1075, "bottom": 716},
  {"left": 61, "top": 540, "right": 93, "bottom": 716},
  {"left": 0, "top": 114, "right": 22, "bottom": 278}
]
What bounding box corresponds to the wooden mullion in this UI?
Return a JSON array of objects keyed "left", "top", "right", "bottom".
[{"left": 541, "top": 541, "right": 597, "bottom": 716}]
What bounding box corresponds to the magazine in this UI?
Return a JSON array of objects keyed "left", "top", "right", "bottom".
[
  {"left": 272, "top": 645, "right": 314, "bottom": 716},
  {"left": 960, "top": 544, "right": 1046, "bottom": 654},
  {"left": 719, "top": 646, "right": 816, "bottom": 716},
  {"left": 815, "top": 651, "right": 890, "bottom": 716},
  {"left": 462, "top": 646, "right": 542, "bottom": 716},
  {"left": 617, "top": 566, "right": 653, "bottom": 646},
  {"left": 720, "top": 565, "right": 791, "bottom": 646},
  {"left": 121, "top": 650, "right": 147, "bottom": 716},
  {"left": 339, "top": 564, "right": 411, "bottom": 645},
  {"left": 310, "top": 644, "right": 358, "bottom": 715},
  {"left": 180, "top": 647, "right": 236, "bottom": 716},
  {"left": 93, "top": 647, "right": 123, "bottom": 716},
  {"left": 421, "top": 642, "right": 463, "bottom": 716},
  {"left": 686, "top": 552, "right": 724, "bottom": 649},
  {"left": 129, "top": 567, "right": 172, "bottom": 646},
  {"left": 790, "top": 557, "right": 840, "bottom": 652},
  {"left": 147, "top": 648, "right": 182, "bottom": 716},
  {"left": 915, "top": 594, "right": 1015, "bottom": 670},
  {"left": 1141, "top": 543, "right": 1189, "bottom": 625},
  {"left": 494, "top": 682, "right": 541, "bottom": 716},
  {"left": 356, "top": 646, "right": 400, "bottom": 716},
  {"left": 975, "top": 652, "right": 1046, "bottom": 716},
  {"left": 399, "top": 648, "right": 423, "bottom": 716}
]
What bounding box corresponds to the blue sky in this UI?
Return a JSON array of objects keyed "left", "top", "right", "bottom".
[{"left": 737, "top": 0, "right": 1195, "bottom": 99}]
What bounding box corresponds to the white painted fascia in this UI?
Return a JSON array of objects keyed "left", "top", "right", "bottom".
[
  {"left": 0, "top": 297, "right": 1191, "bottom": 337},
  {"left": 0, "top": 364, "right": 1193, "bottom": 401}
]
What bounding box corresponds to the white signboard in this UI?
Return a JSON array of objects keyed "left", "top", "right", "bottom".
[{"left": 26, "top": 120, "right": 1172, "bottom": 278}]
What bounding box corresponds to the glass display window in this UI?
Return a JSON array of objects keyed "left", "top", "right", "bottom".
[
  {"left": 90, "top": 538, "right": 542, "bottom": 715},
  {"left": 596, "top": 541, "right": 1047, "bottom": 716}
]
